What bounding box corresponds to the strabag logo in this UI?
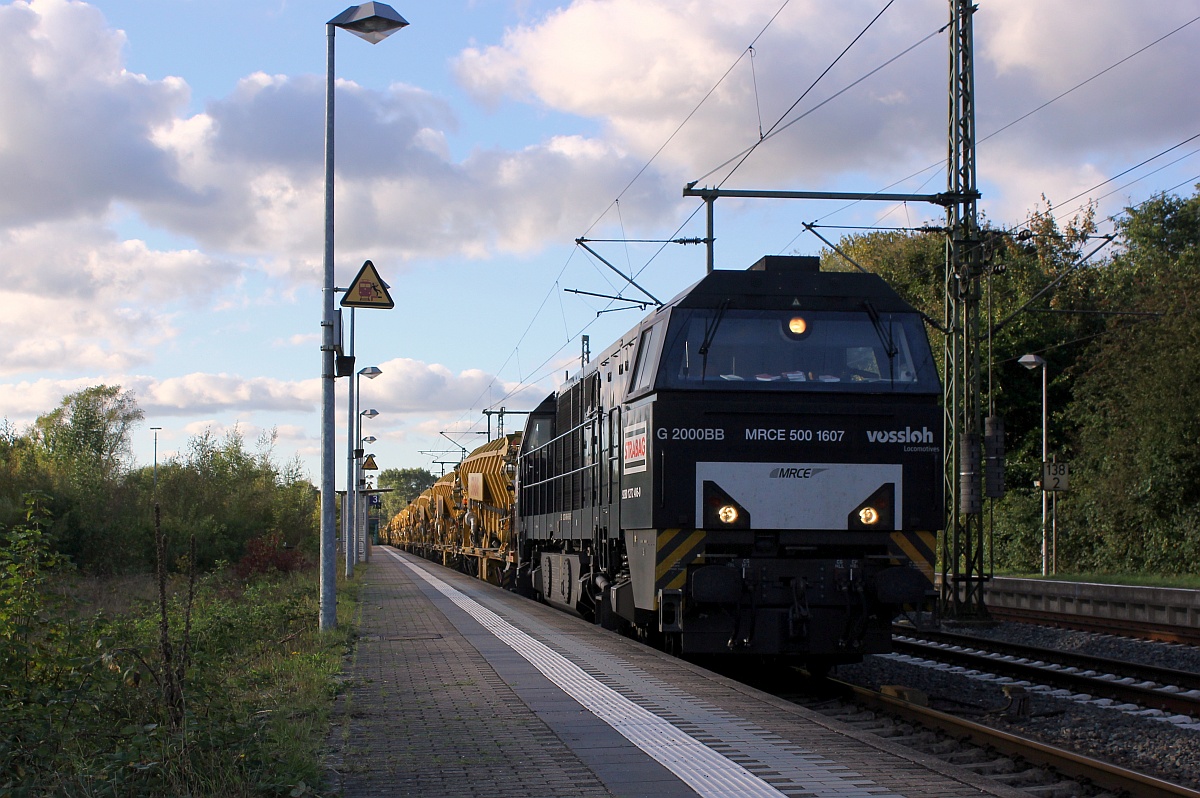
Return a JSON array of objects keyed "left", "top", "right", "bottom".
[
  {"left": 623, "top": 421, "right": 648, "bottom": 474},
  {"left": 865, "top": 426, "right": 936, "bottom": 444}
]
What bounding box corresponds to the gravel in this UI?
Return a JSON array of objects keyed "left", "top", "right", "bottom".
[{"left": 831, "top": 620, "right": 1200, "bottom": 790}]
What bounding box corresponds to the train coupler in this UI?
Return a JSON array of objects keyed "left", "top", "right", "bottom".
[{"left": 787, "top": 578, "right": 810, "bottom": 639}]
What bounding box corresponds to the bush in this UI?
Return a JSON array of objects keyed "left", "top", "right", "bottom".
[
  {"left": 235, "top": 532, "right": 310, "bottom": 580},
  {"left": 1, "top": 500, "right": 354, "bottom": 797}
]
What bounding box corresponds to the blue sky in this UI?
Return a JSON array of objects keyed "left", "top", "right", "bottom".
[{"left": 1, "top": 0, "right": 1197, "bottom": 484}]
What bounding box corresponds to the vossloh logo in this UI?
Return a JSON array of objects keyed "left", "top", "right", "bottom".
[{"left": 866, "top": 426, "right": 935, "bottom": 444}]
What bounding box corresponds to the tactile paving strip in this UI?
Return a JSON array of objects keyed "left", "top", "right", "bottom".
[{"left": 390, "top": 549, "right": 900, "bottom": 798}]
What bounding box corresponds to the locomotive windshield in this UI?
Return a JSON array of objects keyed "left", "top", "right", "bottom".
[{"left": 655, "top": 307, "right": 939, "bottom": 393}]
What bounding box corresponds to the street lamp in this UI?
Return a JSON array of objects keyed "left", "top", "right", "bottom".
[
  {"left": 320, "top": 3, "right": 408, "bottom": 631},
  {"left": 150, "top": 427, "right": 162, "bottom": 495},
  {"left": 346, "top": 365, "right": 382, "bottom": 577},
  {"left": 361, "top": 435, "right": 377, "bottom": 551},
  {"left": 1019, "top": 353, "right": 1048, "bottom": 576},
  {"left": 357, "top": 408, "right": 379, "bottom": 563}
]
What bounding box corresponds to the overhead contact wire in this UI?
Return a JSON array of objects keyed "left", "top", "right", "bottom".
[{"left": 471, "top": 2, "right": 800, "bottom": 433}]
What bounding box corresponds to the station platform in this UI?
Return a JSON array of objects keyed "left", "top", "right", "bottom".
[{"left": 324, "top": 547, "right": 1029, "bottom": 798}]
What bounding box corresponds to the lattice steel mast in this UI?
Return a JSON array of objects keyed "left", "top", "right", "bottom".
[
  {"left": 940, "top": 0, "right": 989, "bottom": 619},
  {"left": 681, "top": 2, "right": 997, "bottom": 620}
]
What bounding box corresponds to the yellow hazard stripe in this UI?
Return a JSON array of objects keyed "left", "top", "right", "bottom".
[
  {"left": 656, "top": 529, "right": 706, "bottom": 592},
  {"left": 890, "top": 531, "right": 936, "bottom": 581}
]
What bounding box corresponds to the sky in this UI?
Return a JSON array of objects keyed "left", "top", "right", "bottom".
[{"left": 1, "top": 0, "right": 1197, "bottom": 485}]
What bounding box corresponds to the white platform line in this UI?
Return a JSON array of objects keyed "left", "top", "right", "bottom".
[{"left": 385, "top": 549, "right": 898, "bottom": 798}]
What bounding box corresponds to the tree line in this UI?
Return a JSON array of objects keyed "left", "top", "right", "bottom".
[
  {"left": 4, "top": 187, "right": 1196, "bottom": 580},
  {"left": 1, "top": 387, "right": 319, "bottom": 574},
  {"left": 831, "top": 186, "right": 1200, "bottom": 575}
]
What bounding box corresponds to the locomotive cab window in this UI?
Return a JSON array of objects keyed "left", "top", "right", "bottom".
[
  {"left": 655, "top": 308, "right": 938, "bottom": 393},
  {"left": 627, "top": 322, "right": 663, "bottom": 397}
]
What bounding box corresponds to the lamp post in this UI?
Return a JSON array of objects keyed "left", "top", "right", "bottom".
[
  {"left": 359, "top": 434, "right": 377, "bottom": 555},
  {"left": 1019, "top": 353, "right": 1048, "bottom": 576},
  {"left": 320, "top": 3, "right": 409, "bottom": 631},
  {"left": 150, "top": 427, "right": 162, "bottom": 495},
  {"left": 357, "top": 409, "right": 379, "bottom": 563},
  {"left": 346, "top": 365, "right": 382, "bottom": 577}
]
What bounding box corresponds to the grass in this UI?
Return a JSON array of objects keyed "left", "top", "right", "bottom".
[{"left": 3, "top": 562, "right": 363, "bottom": 797}]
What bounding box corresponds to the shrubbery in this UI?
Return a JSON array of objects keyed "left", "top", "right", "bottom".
[
  {"left": 1, "top": 390, "right": 319, "bottom": 575},
  {"left": 0, "top": 497, "right": 354, "bottom": 797}
]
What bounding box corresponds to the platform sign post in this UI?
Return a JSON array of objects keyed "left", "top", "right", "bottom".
[
  {"left": 1042, "top": 460, "right": 1068, "bottom": 575},
  {"left": 1042, "top": 461, "right": 1069, "bottom": 492}
]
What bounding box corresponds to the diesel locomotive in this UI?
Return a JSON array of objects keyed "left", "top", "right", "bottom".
[{"left": 386, "top": 255, "right": 942, "bottom": 669}]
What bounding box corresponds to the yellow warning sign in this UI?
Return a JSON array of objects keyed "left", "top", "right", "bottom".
[
  {"left": 362, "top": 454, "right": 378, "bottom": 470},
  {"left": 341, "top": 260, "right": 395, "bottom": 309}
]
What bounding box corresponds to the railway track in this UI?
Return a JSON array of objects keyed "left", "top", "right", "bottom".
[
  {"left": 987, "top": 605, "right": 1200, "bottom": 646},
  {"left": 891, "top": 628, "right": 1200, "bottom": 719},
  {"left": 809, "top": 679, "right": 1200, "bottom": 798},
  {"left": 728, "top": 604, "right": 1200, "bottom": 796},
  {"left": 725, "top": 655, "right": 1198, "bottom": 797}
]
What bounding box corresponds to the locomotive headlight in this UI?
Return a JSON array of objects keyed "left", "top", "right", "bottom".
[
  {"left": 788, "top": 316, "right": 808, "bottom": 335},
  {"left": 717, "top": 505, "right": 740, "bottom": 524},
  {"left": 858, "top": 506, "right": 880, "bottom": 525}
]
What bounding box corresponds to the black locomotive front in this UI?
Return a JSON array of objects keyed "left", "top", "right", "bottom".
[{"left": 518, "top": 255, "right": 943, "bottom": 666}]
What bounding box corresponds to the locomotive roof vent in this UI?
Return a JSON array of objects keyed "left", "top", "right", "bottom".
[{"left": 747, "top": 255, "right": 820, "bottom": 274}]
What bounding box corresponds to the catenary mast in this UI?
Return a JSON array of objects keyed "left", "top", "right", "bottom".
[{"left": 940, "top": 0, "right": 991, "bottom": 619}]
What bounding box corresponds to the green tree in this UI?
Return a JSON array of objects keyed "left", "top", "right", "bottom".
[
  {"left": 377, "top": 467, "right": 436, "bottom": 523},
  {"left": 154, "top": 426, "right": 318, "bottom": 569},
  {"left": 32, "top": 385, "right": 143, "bottom": 480},
  {"left": 24, "top": 386, "right": 145, "bottom": 571},
  {"left": 824, "top": 204, "right": 1110, "bottom": 572},
  {"left": 1063, "top": 188, "right": 1200, "bottom": 574}
]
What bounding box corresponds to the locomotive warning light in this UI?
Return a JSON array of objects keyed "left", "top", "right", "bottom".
[
  {"left": 717, "top": 505, "right": 740, "bottom": 524},
  {"left": 858, "top": 506, "right": 880, "bottom": 525}
]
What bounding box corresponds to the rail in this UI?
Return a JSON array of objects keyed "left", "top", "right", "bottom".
[{"left": 842, "top": 679, "right": 1200, "bottom": 798}]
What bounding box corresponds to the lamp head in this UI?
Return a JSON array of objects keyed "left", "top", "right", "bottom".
[
  {"left": 329, "top": 3, "right": 409, "bottom": 44},
  {"left": 361, "top": 408, "right": 379, "bottom": 419},
  {"left": 359, "top": 366, "right": 383, "bottom": 379},
  {"left": 1018, "top": 354, "right": 1045, "bottom": 370}
]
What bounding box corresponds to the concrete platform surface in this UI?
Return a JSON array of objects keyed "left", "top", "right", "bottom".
[{"left": 324, "top": 547, "right": 1030, "bottom": 798}]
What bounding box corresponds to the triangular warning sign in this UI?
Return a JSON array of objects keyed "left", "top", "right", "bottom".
[
  {"left": 341, "top": 260, "right": 395, "bottom": 309},
  {"left": 792, "top": 298, "right": 802, "bottom": 306},
  {"left": 362, "top": 455, "right": 378, "bottom": 471}
]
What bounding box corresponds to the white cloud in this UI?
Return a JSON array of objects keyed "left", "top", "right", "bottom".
[
  {"left": 0, "top": 358, "right": 546, "bottom": 447},
  {"left": 361, "top": 356, "right": 548, "bottom": 416},
  {"left": 0, "top": 0, "right": 682, "bottom": 317},
  {"left": 452, "top": 0, "right": 1199, "bottom": 224},
  {"left": 455, "top": 0, "right": 949, "bottom": 188},
  {"left": 139, "top": 373, "right": 315, "bottom": 415},
  {"left": 0, "top": 376, "right": 100, "bottom": 423},
  {"left": 0, "top": 0, "right": 191, "bottom": 227},
  {"left": 0, "top": 219, "right": 245, "bottom": 376}
]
